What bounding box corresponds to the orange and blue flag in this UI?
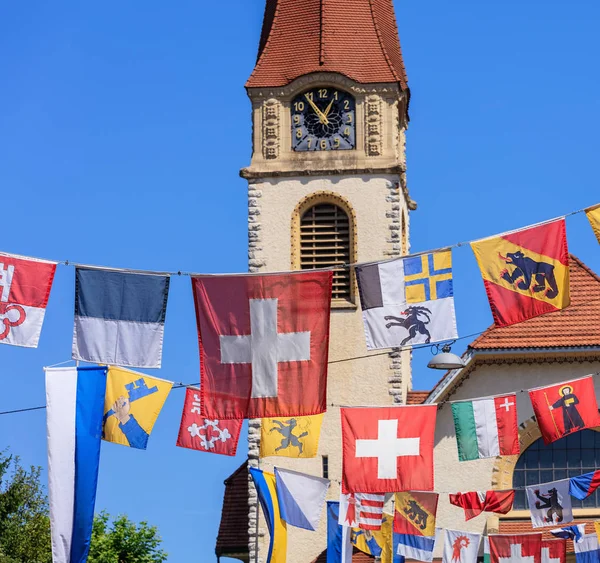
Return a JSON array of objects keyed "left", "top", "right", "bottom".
[{"left": 471, "top": 220, "right": 569, "bottom": 327}]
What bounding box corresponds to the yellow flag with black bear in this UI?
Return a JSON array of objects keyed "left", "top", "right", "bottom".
[
  {"left": 103, "top": 366, "right": 172, "bottom": 449},
  {"left": 260, "top": 413, "right": 323, "bottom": 458}
]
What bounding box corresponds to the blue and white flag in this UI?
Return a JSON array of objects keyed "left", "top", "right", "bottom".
[
  {"left": 551, "top": 524, "right": 586, "bottom": 543},
  {"left": 72, "top": 268, "right": 170, "bottom": 368},
  {"left": 46, "top": 366, "right": 107, "bottom": 563},
  {"left": 326, "top": 501, "right": 352, "bottom": 563},
  {"left": 575, "top": 535, "right": 600, "bottom": 563},
  {"left": 275, "top": 467, "right": 330, "bottom": 531},
  {"left": 396, "top": 528, "right": 441, "bottom": 563}
]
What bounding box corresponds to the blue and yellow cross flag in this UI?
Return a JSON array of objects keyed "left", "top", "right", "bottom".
[
  {"left": 260, "top": 414, "right": 324, "bottom": 458},
  {"left": 250, "top": 467, "right": 287, "bottom": 563},
  {"left": 103, "top": 366, "right": 172, "bottom": 450},
  {"left": 355, "top": 250, "right": 458, "bottom": 350}
]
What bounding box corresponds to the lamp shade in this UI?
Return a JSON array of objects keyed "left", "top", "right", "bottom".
[{"left": 427, "top": 351, "right": 466, "bottom": 370}]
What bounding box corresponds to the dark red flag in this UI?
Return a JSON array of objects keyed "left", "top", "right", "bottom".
[
  {"left": 529, "top": 376, "right": 600, "bottom": 444},
  {"left": 192, "top": 271, "right": 332, "bottom": 419},
  {"left": 176, "top": 387, "right": 243, "bottom": 456}
]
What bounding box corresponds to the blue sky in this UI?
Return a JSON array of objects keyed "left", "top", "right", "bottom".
[{"left": 1, "top": 0, "right": 599, "bottom": 560}]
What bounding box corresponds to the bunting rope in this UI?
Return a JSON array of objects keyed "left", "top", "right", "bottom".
[{"left": 3, "top": 204, "right": 592, "bottom": 277}]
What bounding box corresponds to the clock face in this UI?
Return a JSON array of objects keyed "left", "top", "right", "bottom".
[{"left": 291, "top": 88, "right": 356, "bottom": 151}]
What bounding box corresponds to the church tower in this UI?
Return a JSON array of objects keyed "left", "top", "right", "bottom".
[{"left": 242, "top": 1, "right": 416, "bottom": 561}]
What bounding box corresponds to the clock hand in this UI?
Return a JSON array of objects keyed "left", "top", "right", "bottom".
[
  {"left": 323, "top": 98, "right": 335, "bottom": 118},
  {"left": 304, "top": 94, "right": 329, "bottom": 125}
]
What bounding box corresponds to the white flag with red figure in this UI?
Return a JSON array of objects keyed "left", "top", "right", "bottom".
[
  {"left": 489, "top": 533, "right": 542, "bottom": 563},
  {"left": 338, "top": 492, "right": 385, "bottom": 530},
  {"left": 192, "top": 271, "right": 332, "bottom": 419},
  {"left": 0, "top": 253, "right": 56, "bottom": 348},
  {"left": 341, "top": 405, "right": 436, "bottom": 494}
]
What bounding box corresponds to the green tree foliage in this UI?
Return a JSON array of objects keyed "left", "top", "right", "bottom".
[
  {"left": 0, "top": 452, "right": 167, "bottom": 563},
  {"left": 87, "top": 512, "right": 167, "bottom": 563}
]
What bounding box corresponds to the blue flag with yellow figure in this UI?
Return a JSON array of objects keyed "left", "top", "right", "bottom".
[
  {"left": 260, "top": 414, "right": 323, "bottom": 458},
  {"left": 103, "top": 366, "right": 172, "bottom": 450},
  {"left": 356, "top": 251, "right": 458, "bottom": 350}
]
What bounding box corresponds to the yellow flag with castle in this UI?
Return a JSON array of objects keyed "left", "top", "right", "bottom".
[
  {"left": 103, "top": 366, "right": 172, "bottom": 449},
  {"left": 586, "top": 204, "right": 600, "bottom": 244},
  {"left": 260, "top": 413, "right": 323, "bottom": 458}
]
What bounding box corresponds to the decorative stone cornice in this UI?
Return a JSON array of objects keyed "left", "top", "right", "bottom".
[{"left": 240, "top": 164, "right": 407, "bottom": 180}]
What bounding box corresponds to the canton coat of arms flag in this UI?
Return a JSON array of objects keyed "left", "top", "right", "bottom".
[
  {"left": 449, "top": 490, "right": 515, "bottom": 521},
  {"left": 260, "top": 413, "right": 323, "bottom": 458},
  {"left": 355, "top": 251, "right": 457, "bottom": 350},
  {"left": 529, "top": 376, "right": 600, "bottom": 445},
  {"left": 470, "top": 220, "right": 569, "bottom": 327},
  {"left": 0, "top": 253, "right": 56, "bottom": 348},
  {"left": 489, "top": 534, "right": 542, "bottom": 563},
  {"left": 192, "top": 271, "right": 332, "bottom": 419},
  {"left": 585, "top": 204, "right": 600, "bottom": 244},
  {"left": 394, "top": 492, "right": 438, "bottom": 537},
  {"left": 339, "top": 492, "right": 386, "bottom": 530},
  {"left": 442, "top": 530, "right": 481, "bottom": 563},
  {"left": 574, "top": 535, "right": 600, "bottom": 563},
  {"left": 526, "top": 479, "right": 573, "bottom": 529},
  {"left": 72, "top": 268, "right": 170, "bottom": 368},
  {"left": 176, "top": 387, "right": 243, "bottom": 456},
  {"left": 542, "top": 539, "right": 567, "bottom": 563},
  {"left": 103, "top": 367, "right": 172, "bottom": 450},
  {"left": 341, "top": 405, "right": 436, "bottom": 494}
]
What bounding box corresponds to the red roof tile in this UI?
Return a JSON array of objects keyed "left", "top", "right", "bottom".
[
  {"left": 498, "top": 519, "right": 596, "bottom": 553},
  {"left": 215, "top": 461, "right": 250, "bottom": 560},
  {"left": 470, "top": 255, "right": 600, "bottom": 350},
  {"left": 247, "top": 0, "right": 408, "bottom": 88},
  {"left": 407, "top": 391, "right": 429, "bottom": 405}
]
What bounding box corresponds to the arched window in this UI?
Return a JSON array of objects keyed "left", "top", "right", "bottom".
[
  {"left": 512, "top": 430, "right": 600, "bottom": 509},
  {"left": 292, "top": 194, "right": 356, "bottom": 303}
]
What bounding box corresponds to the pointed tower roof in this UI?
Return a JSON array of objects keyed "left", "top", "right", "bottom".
[{"left": 246, "top": 0, "right": 409, "bottom": 89}]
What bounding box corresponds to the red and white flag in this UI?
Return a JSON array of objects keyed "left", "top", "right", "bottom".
[
  {"left": 338, "top": 492, "right": 385, "bottom": 530},
  {"left": 192, "top": 271, "right": 332, "bottom": 419},
  {"left": 0, "top": 253, "right": 56, "bottom": 348},
  {"left": 489, "top": 533, "right": 542, "bottom": 563},
  {"left": 449, "top": 490, "right": 515, "bottom": 521},
  {"left": 176, "top": 387, "right": 243, "bottom": 456},
  {"left": 541, "top": 539, "right": 566, "bottom": 563},
  {"left": 529, "top": 376, "right": 600, "bottom": 444},
  {"left": 341, "top": 405, "right": 436, "bottom": 494}
]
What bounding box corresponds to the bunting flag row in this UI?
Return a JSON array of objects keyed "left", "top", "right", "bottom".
[{"left": 3, "top": 204, "right": 600, "bottom": 365}]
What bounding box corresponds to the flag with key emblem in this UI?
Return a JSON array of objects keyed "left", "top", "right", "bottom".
[
  {"left": 0, "top": 253, "right": 56, "bottom": 348},
  {"left": 192, "top": 271, "right": 332, "bottom": 419},
  {"left": 341, "top": 406, "right": 436, "bottom": 494}
]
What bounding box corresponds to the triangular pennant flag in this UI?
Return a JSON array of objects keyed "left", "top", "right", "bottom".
[{"left": 275, "top": 467, "right": 330, "bottom": 531}]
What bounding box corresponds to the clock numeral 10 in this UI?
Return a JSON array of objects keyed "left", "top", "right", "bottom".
[{"left": 294, "top": 101, "right": 304, "bottom": 112}]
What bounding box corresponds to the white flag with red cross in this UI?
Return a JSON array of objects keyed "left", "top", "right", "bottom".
[
  {"left": 0, "top": 253, "right": 56, "bottom": 348},
  {"left": 341, "top": 405, "right": 436, "bottom": 494}
]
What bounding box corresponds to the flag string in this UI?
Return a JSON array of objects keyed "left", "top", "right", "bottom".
[{"left": 2, "top": 203, "right": 594, "bottom": 278}]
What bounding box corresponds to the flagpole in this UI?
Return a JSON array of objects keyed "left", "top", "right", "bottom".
[{"left": 544, "top": 392, "right": 560, "bottom": 436}]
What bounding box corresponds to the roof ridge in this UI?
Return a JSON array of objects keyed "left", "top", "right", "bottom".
[
  {"left": 247, "top": 0, "right": 281, "bottom": 87},
  {"left": 569, "top": 253, "right": 600, "bottom": 285}
]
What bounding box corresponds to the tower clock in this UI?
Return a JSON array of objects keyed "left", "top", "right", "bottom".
[{"left": 291, "top": 88, "right": 356, "bottom": 151}]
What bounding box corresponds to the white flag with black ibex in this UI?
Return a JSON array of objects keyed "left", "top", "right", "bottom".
[{"left": 355, "top": 251, "right": 458, "bottom": 350}]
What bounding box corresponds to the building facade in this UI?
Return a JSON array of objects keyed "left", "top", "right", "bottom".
[{"left": 241, "top": 1, "right": 415, "bottom": 562}]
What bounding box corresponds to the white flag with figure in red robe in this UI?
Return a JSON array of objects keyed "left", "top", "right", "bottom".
[{"left": 0, "top": 253, "right": 56, "bottom": 348}]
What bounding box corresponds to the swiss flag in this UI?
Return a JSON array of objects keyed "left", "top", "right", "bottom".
[
  {"left": 176, "top": 388, "right": 243, "bottom": 456},
  {"left": 341, "top": 405, "right": 436, "bottom": 494},
  {"left": 192, "top": 271, "right": 332, "bottom": 419},
  {"left": 529, "top": 376, "right": 600, "bottom": 444},
  {"left": 541, "top": 540, "right": 566, "bottom": 563},
  {"left": 489, "top": 534, "right": 542, "bottom": 563}
]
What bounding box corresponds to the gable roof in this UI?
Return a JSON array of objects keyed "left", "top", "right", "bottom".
[
  {"left": 246, "top": 0, "right": 409, "bottom": 89},
  {"left": 470, "top": 255, "right": 600, "bottom": 350},
  {"left": 215, "top": 460, "right": 250, "bottom": 561}
]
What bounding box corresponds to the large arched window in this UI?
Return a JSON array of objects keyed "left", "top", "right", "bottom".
[
  {"left": 512, "top": 430, "right": 600, "bottom": 509},
  {"left": 291, "top": 193, "right": 356, "bottom": 303}
]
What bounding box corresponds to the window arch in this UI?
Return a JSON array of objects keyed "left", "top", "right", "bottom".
[
  {"left": 512, "top": 430, "right": 600, "bottom": 509},
  {"left": 291, "top": 192, "right": 356, "bottom": 303}
]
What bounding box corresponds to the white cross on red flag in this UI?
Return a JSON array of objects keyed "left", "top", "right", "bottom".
[
  {"left": 192, "top": 271, "right": 332, "bottom": 419},
  {"left": 341, "top": 405, "right": 437, "bottom": 493},
  {"left": 489, "top": 534, "right": 542, "bottom": 563}
]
